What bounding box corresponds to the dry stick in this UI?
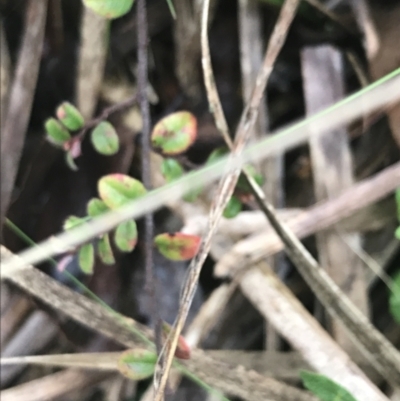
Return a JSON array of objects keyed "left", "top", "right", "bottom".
[
  {"left": 238, "top": 0, "right": 284, "bottom": 351},
  {"left": 136, "top": 0, "right": 162, "bottom": 358},
  {"left": 245, "top": 180, "right": 400, "bottom": 386},
  {"left": 0, "top": 0, "right": 48, "bottom": 227},
  {"left": 2, "top": 70, "right": 400, "bottom": 276},
  {"left": 215, "top": 161, "right": 400, "bottom": 277},
  {"left": 0, "top": 247, "right": 316, "bottom": 401},
  {"left": 0, "top": 369, "right": 112, "bottom": 401},
  {"left": 239, "top": 263, "right": 388, "bottom": 401},
  {"left": 301, "top": 45, "right": 369, "bottom": 353},
  {"left": 76, "top": 7, "right": 108, "bottom": 120},
  {"left": 0, "top": 22, "right": 11, "bottom": 130},
  {"left": 152, "top": 1, "right": 302, "bottom": 399}
]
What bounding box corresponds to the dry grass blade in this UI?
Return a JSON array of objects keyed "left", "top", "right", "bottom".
[
  {"left": 1, "top": 70, "right": 400, "bottom": 277},
  {"left": 152, "top": 0, "right": 301, "bottom": 399}
]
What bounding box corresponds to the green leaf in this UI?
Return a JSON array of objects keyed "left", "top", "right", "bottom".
[
  {"left": 223, "top": 196, "right": 242, "bottom": 219},
  {"left": 97, "top": 234, "right": 115, "bottom": 265},
  {"left": 78, "top": 243, "right": 95, "bottom": 274},
  {"left": 151, "top": 111, "right": 197, "bottom": 155},
  {"left": 154, "top": 232, "right": 201, "bottom": 261},
  {"left": 389, "top": 271, "right": 400, "bottom": 324},
  {"left": 87, "top": 198, "right": 109, "bottom": 217},
  {"left": 65, "top": 150, "right": 79, "bottom": 171},
  {"left": 56, "top": 102, "right": 84, "bottom": 131},
  {"left": 45, "top": 118, "right": 71, "bottom": 146},
  {"left": 63, "top": 216, "right": 86, "bottom": 231},
  {"left": 90, "top": 121, "right": 120, "bottom": 155},
  {"left": 117, "top": 349, "right": 156, "bottom": 381},
  {"left": 300, "top": 371, "right": 358, "bottom": 401},
  {"left": 396, "top": 188, "right": 400, "bottom": 221},
  {"left": 82, "top": 0, "right": 134, "bottom": 19},
  {"left": 98, "top": 174, "right": 147, "bottom": 209},
  {"left": 161, "top": 158, "right": 184, "bottom": 182},
  {"left": 206, "top": 147, "right": 229, "bottom": 165},
  {"left": 395, "top": 226, "right": 400, "bottom": 240},
  {"left": 114, "top": 220, "right": 138, "bottom": 252}
]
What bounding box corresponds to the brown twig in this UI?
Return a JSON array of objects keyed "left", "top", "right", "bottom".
[
  {"left": 0, "top": 0, "right": 48, "bottom": 228},
  {"left": 152, "top": 0, "right": 301, "bottom": 399},
  {"left": 215, "top": 161, "right": 400, "bottom": 277}
]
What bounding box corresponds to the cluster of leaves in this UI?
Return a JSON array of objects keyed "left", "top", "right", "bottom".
[
  {"left": 45, "top": 104, "right": 264, "bottom": 273},
  {"left": 63, "top": 173, "right": 201, "bottom": 273},
  {"left": 45, "top": 102, "right": 119, "bottom": 170}
]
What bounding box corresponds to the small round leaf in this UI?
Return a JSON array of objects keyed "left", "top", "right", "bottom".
[
  {"left": 98, "top": 174, "right": 147, "bottom": 209},
  {"left": 90, "top": 121, "right": 120, "bottom": 155},
  {"left": 63, "top": 216, "right": 86, "bottom": 231},
  {"left": 45, "top": 118, "right": 71, "bottom": 146},
  {"left": 151, "top": 111, "right": 197, "bottom": 155},
  {"left": 97, "top": 234, "right": 115, "bottom": 265},
  {"left": 223, "top": 196, "right": 242, "bottom": 219},
  {"left": 79, "top": 243, "right": 95, "bottom": 274},
  {"left": 56, "top": 102, "right": 84, "bottom": 131},
  {"left": 154, "top": 232, "right": 201, "bottom": 261},
  {"left": 114, "top": 220, "right": 138, "bottom": 252},
  {"left": 389, "top": 271, "right": 400, "bottom": 324},
  {"left": 161, "top": 158, "right": 184, "bottom": 182},
  {"left": 87, "top": 198, "right": 109, "bottom": 217},
  {"left": 118, "top": 349, "right": 156, "bottom": 381},
  {"left": 206, "top": 147, "right": 229, "bottom": 165},
  {"left": 83, "top": 0, "right": 134, "bottom": 19}
]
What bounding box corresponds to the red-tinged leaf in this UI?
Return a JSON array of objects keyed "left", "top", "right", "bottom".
[
  {"left": 223, "top": 196, "right": 242, "bottom": 219},
  {"left": 64, "top": 136, "right": 82, "bottom": 158},
  {"left": 151, "top": 111, "right": 197, "bottom": 155},
  {"left": 114, "top": 220, "right": 138, "bottom": 252},
  {"left": 63, "top": 216, "right": 86, "bottom": 231},
  {"left": 45, "top": 118, "right": 71, "bottom": 146},
  {"left": 162, "top": 321, "right": 191, "bottom": 360},
  {"left": 83, "top": 0, "right": 134, "bottom": 19},
  {"left": 154, "top": 232, "right": 201, "bottom": 261},
  {"left": 78, "top": 243, "right": 95, "bottom": 274},
  {"left": 87, "top": 198, "right": 109, "bottom": 217},
  {"left": 98, "top": 174, "right": 147, "bottom": 209},
  {"left": 90, "top": 121, "right": 120, "bottom": 155},
  {"left": 117, "top": 349, "right": 156, "bottom": 381},
  {"left": 97, "top": 234, "right": 115, "bottom": 265},
  {"left": 56, "top": 102, "right": 84, "bottom": 131}
]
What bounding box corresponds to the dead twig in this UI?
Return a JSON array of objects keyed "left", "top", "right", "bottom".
[
  {"left": 215, "top": 161, "right": 400, "bottom": 277},
  {"left": 152, "top": 1, "right": 301, "bottom": 399},
  {"left": 0, "top": 0, "right": 48, "bottom": 227},
  {"left": 76, "top": 7, "right": 108, "bottom": 120}
]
